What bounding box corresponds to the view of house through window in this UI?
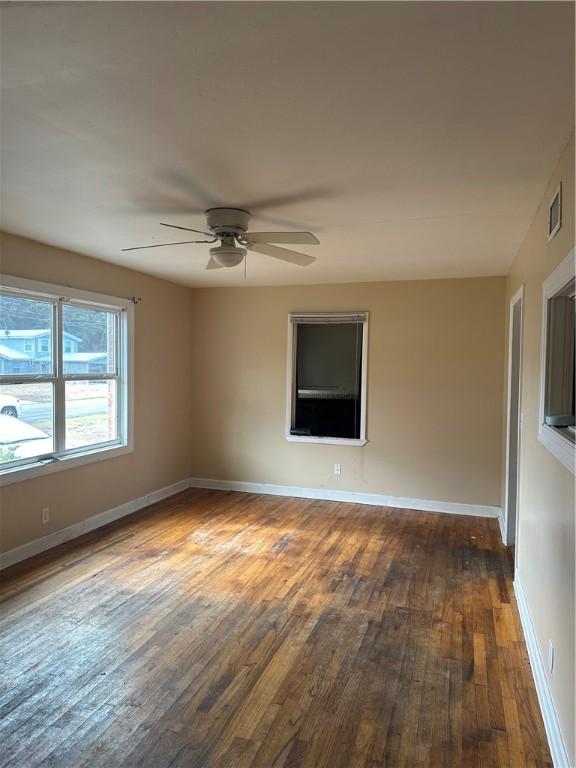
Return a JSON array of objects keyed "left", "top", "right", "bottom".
[
  {"left": 290, "top": 314, "right": 366, "bottom": 441},
  {"left": 0, "top": 287, "right": 126, "bottom": 469}
]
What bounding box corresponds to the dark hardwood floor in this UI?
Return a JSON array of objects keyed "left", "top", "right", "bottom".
[{"left": 0, "top": 489, "right": 551, "bottom": 767}]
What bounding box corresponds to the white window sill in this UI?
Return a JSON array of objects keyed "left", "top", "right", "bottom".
[
  {"left": 538, "top": 424, "right": 575, "bottom": 475},
  {"left": 0, "top": 442, "right": 133, "bottom": 486},
  {"left": 285, "top": 434, "right": 367, "bottom": 447}
]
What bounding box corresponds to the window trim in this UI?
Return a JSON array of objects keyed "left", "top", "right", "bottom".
[
  {"left": 285, "top": 312, "right": 369, "bottom": 446},
  {"left": 538, "top": 248, "right": 575, "bottom": 474},
  {"left": 0, "top": 275, "right": 134, "bottom": 486}
]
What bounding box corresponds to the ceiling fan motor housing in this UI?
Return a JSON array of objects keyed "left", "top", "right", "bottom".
[{"left": 206, "top": 207, "right": 250, "bottom": 238}]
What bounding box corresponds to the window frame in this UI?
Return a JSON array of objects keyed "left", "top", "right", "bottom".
[
  {"left": 538, "top": 248, "right": 575, "bottom": 474},
  {"left": 0, "top": 275, "right": 134, "bottom": 486},
  {"left": 285, "top": 311, "right": 368, "bottom": 446}
]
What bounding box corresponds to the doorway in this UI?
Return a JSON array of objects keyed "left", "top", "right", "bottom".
[{"left": 505, "top": 287, "right": 524, "bottom": 562}]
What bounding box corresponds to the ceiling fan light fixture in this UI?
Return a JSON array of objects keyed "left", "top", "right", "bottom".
[{"left": 209, "top": 242, "right": 246, "bottom": 268}]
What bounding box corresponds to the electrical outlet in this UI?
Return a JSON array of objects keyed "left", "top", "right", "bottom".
[
  {"left": 548, "top": 640, "right": 555, "bottom": 674},
  {"left": 334, "top": 463, "right": 342, "bottom": 476},
  {"left": 41, "top": 507, "right": 50, "bottom": 525}
]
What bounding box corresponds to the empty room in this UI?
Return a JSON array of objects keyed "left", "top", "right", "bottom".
[{"left": 0, "top": 2, "right": 574, "bottom": 766}]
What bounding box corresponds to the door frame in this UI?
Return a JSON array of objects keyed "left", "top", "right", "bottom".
[{"left": 503, "top": 285, "right": 524, "bottom": 566}]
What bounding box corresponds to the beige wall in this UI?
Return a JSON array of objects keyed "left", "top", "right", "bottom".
[
  {"left": 0, "top": 232, "right": 193, "bottom": 554},
  {"left": 504, "top": 134, "right": 575, "bottom": 763},
  {"left": 189, "top": 276, "right": 506, "bottom": 506}
]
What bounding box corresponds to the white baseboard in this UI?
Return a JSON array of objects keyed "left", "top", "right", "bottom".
[
  {"left": 0, "top": 478, "right": 190, "bottom": 571},
  {"left": 498, "top": 509, "right": 507, "bottom": 544},
  {"left": 514, "top": 575, "right": 572, "bottom": 768},
  {"left": 188, "top": 477, "right": 501, "bottom": 519}
]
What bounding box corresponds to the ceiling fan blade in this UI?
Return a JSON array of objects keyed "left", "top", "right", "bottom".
[
  {"left": 158, "top": 170, "right": 220, "bottom": 206},
  {"left": 121, "top": 239, "right": 213, "bottom": 252},
  {"left": 247, "top": 243, "right": 316, "bottom": 267},
  {"left": 245, "top": 186, "right": 335, "bottom": 212},
  {"left": 124, "top": 193, "right": 206, "bottom": 215},
  {"left": 244, "top": 231, "right": 319, "bottom": 245},
  {"left": 206, "top": 257, "right": 223, "bottom": 270},
  {"left": 160, "top": 222, "right": 213, "bottom": 236}
]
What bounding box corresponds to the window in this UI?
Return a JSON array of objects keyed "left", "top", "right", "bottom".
[
  {"left": 286, "top": 312, "right": 368, "bottom": 445},
  {"left": 539, "top": 249, "right": 575, "bottom": 474},
  {"left": 64, "top": 341, "right": 72, "bottom": 353},
  {"left": 24, "top": 342, "right": 32, "bottom": 352},
  {"left": 0, "top": 276, "right": 133, "bottom": 483}
]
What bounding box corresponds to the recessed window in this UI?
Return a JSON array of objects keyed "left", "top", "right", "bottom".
[
  {"left": 286, "top": 312, "right": 368, "bottom": 445},
  {"left": 539, "top": 249, "right": 575, "bottom": 473},
  {"left": 548, "top": 183, "right": 562, "bottom": 241},
  {"left": 544, "top": 295, "right": 574, "bottom": 430},
  {"left": 0, "top": 276, "right": 133, "bottom": 482}
]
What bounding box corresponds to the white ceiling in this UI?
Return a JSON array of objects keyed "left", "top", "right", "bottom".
[{"left": 1, "top": 1, "right": 574, "bottom": 287}]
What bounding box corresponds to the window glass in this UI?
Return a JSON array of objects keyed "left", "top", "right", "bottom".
[
  {"left": 0, "top": 382, "right": 54, "bottom": 465},
  {"left": 292, "top": 322, "right": 363, "bottom": 439},
  {"left": 0, "top": 295, "right": 54, "bottom": 375},
  {"left": 62, "top": 304, "right": 117, "bottom": 375},
  {"left": 65, "top": 380, "right": 117, "bottom": 450},
  {"left": 545, "top": 294, "right": 575, "bottom": 432}
]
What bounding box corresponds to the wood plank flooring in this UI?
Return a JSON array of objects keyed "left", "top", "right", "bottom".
[{"left": 0, "top": 489, "right": 551, "bottom": 767}]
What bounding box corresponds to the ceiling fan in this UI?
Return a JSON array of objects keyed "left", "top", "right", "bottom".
[{"left": 122, "top": 207, "right": 319, "bottom": 269}]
